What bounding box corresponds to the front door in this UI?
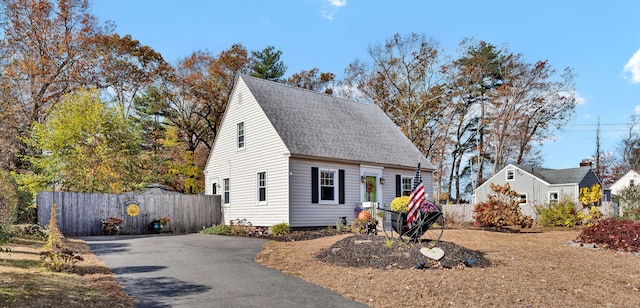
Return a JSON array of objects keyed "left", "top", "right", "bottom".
[{"left": 365, "top": 176, "right": 377, "bottom": 202}]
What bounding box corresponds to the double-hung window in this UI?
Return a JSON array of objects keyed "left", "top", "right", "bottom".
[
  {"left": 506, "top": 169, "right": 515, "bottom": 181},
  {"left": 257, "top": 171, "right": 267, "bottom": 204},
  {"left": 520, "top": 193, "right": 527, "bottom": 205},
  {"left": 402, "top": 177, "right": 413, "bottom": 196},
  {"left": 320, "top": 170, "right": 337, "bottom": 203},
  {"left": 223, "top": 178, "right": 230, "bottom": 205},
  {"left": 237, "top": 122, "right": 245, "bottom": 149},
  {"left": 549, "top": 191, "right": 559, "bottom": 203},
  {"left": 311, "top": 167, "right": 344, "bottom": 204}
]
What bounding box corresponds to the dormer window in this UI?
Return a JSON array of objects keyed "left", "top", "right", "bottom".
[{"left": 237, "top": 122, "right": 245, "bottom": 149}]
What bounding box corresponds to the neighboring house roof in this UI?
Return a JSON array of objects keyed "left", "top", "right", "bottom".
[
  {"left": 239, "top": 74, "right": 431, "bottom": 169},
  {"left": 515, "top": 165, "right": 594, "bottom": 185}
]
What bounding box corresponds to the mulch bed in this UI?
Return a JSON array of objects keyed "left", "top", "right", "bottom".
[
  {"left": 315, "top": 234, "right": 491, "bottom": 270},
  {"left": 240, "top": 228, "right": 491, "bottom": 270}
]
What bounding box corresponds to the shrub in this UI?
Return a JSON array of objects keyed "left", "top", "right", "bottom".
[
  {"left": 45, "top": 203, "right": 63, "bottom": 250},
  {"left": 577, "top": 206, "right": 602, "bottom": 227},
  {"left": 229, "top": 218, "right": 251, "bottom": 235},
  {"left": 579, "top": 183, "right": 602, "bottom": 208},
  {"left": 201, "top": 224, "right": 232, "bottom": 235},
  {"left": 538, "top": 195, "right": 580, "bottom": 227},
  {"left": 616, "top": 184, "right": 640, "bottom": 221},
  {"left": 39, "top": 248, "right": 84, "bottom": 272},
  {"left": 576, "top": 218, "right": 640, "bottom": 252},
  {"left": 12, "top": 224, "right": 47, "bottom": 240},
  {"left": 271, "top": 222, "right": 291, "bottom": 236},
  {"left": 101, "top": 217, "right": 123, "bottom": 235},
  {"left": 473, "top": 183, "right": 533, "bottom": 229},
  {"left": 0, "top": 223, "right": 12, "bottom": 253}
]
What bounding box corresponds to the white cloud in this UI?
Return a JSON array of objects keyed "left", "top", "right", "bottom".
[
  {"left": 574, "top": 91, "right": 586, "bottom": 105},
  {"left": 623, "top": 48, "right": 640, "bottom": 83},
  {"left": 321, "top": 0, "right": 346, "bottom": 20},
  {"left": 635, "top": 105, "right": 640, "bottom": 115}
]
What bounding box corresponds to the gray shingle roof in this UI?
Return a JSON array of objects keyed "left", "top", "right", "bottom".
[
  {"left": 239, "top": 74, "right": 431, "bottom": 169},
  {"left": 516, "top": 165, "right": 591, "bottom": 184}
]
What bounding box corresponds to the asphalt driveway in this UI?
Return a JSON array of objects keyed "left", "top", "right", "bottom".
[{"left": 81, "top": 234, "right": 368, "bottom": 308}]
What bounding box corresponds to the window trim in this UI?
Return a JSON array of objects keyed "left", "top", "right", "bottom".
[
  {"left": 237, "top": 122, "right": 245, "bottom": 150},
  {"left": 548, "top": 191, "right": 559, "bottom": 203},
  {"left": 401, "top": 176, "right": 413, "bottom": 196},
  {"left": 257, "top": 171, "right": 267, "bottom": 205},
  {"left": 223, "top": 178, "right": 230, "bottom": 205},
  {"left": 506, "top": 169, "right": 515, "bottom": 181},
  {"left": 520, "top": 193, "right": 527, "bottom": 205},
  {"left": 319, "top": 168, "right": 338, "bottom": 204}
]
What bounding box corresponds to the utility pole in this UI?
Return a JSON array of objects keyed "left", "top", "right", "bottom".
[{"left": 595, "top": 117, "right": 601, "bottom": 177}]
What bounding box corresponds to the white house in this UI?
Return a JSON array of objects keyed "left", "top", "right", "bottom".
[
  {"left": 203, "top": 74, "right": 434, "bottom": 228},
  {"left": 609, "top": 169, "right": 640, "bottom": 216},
  {"left": 610, "top": 170, "right": 640, "bottom": 196},
  {"left": 473, "top": 163, "right": 603, "bottom": 219}
]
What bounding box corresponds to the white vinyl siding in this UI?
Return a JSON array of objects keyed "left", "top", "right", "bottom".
[
  {"left": 203, "top": 78, "right": 289, "bottom": 226},
  {"left": 289, "top": 159, "right": 357, "bottom": 227}
]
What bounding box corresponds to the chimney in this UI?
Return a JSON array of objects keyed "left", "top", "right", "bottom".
[{"left": 579, "top": 159, "right": 592, "bottom": 167}]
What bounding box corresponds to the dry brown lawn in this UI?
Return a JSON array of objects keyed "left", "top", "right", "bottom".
[
  {"left": 256, "top": 229, "right": 640, "bottom": 307},
  {"left": 0, "top": 237, "right": 134, "bottom": 307},
  {"left": 3, "top": 229, "right": 639, "bottom": 307}
]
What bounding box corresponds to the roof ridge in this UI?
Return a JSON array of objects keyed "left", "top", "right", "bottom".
[{"left": 238, "top": 73, "right": 374, "bottom": 107}]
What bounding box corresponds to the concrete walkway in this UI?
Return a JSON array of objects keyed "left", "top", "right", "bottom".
[{"left": 81, "top": 234, "right": 368, "bottom": 308}]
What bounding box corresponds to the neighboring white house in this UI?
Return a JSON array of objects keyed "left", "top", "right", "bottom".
[
  {"left": 609, "top": 169, "right": 640, "bottom": 216},
  {"left": 203, "top": 74, "right": 434, "bottom": 228},
  {"left": 473, "top": 163, "right": 603, "bottom": 219},
  {"left": 610, "top": 170, "right": 640, "bottom": 196}
]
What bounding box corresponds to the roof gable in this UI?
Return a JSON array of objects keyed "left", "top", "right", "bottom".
[{"left": 239, "top": 74, "right": 430, "bottom": 169}]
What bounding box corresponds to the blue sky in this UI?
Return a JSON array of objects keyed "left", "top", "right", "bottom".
[{"left": 92, "top": 0, "right": 640, "bottom": 170}]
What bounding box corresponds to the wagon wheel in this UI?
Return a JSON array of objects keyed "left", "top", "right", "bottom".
[{"left": 400, "top": 206, "right": 445, "bottom": 245}]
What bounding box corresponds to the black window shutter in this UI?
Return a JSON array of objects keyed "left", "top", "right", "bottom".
[
  {"left": 395, "top": 175, "right": 402, "bottom": 197},
  {"left": 339, "top": 169, "right": 345, "bottom": 204},
  {"left": 311, "top": 167, "right": 319, "bottom": 203}
]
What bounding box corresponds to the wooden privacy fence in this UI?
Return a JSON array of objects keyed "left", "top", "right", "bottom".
[{"left": 37, "top": 191, "right": 221, "bottom": 236}]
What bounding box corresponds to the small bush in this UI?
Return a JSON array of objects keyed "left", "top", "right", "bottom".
[
  {"left": 12, "top": 224, "right": 47, "bottom": 239},
  {"left": 0, "top": 223, "right": 12, "bottom": 253},
  {"left": 229, "top": 218, "right": 251, "bottom": 235},
  {"left": 473, "top": 183, "right": 533, "bottom": 229},
  {"left": 577, "top": 206, "right": 602, "bottom": 227},
  {"left": 201, "top": 224, "right": 232, "bottom": 235},
  {"left": 39, "top": 248, "right": 84, "bottom": 272},
  {"left": 271, "top": 222, "right": 291, "bottom": 236},
  {"left": 538, "top": 195, "right": 580, "bottom": 227},
  {"left": 45, "top": 203, "right": 63, "bottom": 250},
  {"left": 615, "top": 184, "right": 640, "bottom": 220},
  {"left": 576, "top": 218, "right": 640, "bottom": 252}
]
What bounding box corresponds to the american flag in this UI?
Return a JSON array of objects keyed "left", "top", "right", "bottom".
[{"left": 406, "top": 161, "right": 425, "bottom": 226}]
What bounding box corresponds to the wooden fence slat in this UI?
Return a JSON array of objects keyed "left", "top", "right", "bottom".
[{"left": 37, "top": 191, "right": 221, "bottom": 236}]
